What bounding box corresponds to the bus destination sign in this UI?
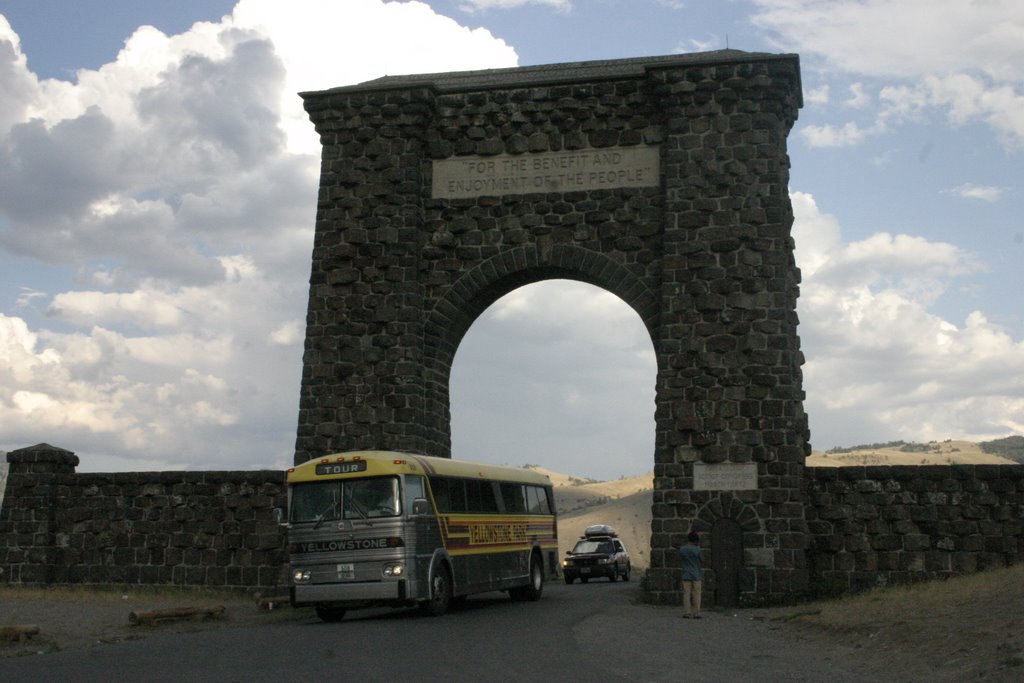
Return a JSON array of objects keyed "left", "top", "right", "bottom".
[{"left": 315, "top": 460, "right": 369, "bottom": 476}]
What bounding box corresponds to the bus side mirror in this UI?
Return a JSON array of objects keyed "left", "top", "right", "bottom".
[
  {"left": 272, "top": 508, "right": 287, "bottom": 526},
  {"left": 412, "top": 498, "right": 430, "bottom": 516}
]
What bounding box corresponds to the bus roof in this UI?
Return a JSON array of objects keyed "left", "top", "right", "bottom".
[{"left": 286, "top": 450, "right": 554, "bottom": 487}]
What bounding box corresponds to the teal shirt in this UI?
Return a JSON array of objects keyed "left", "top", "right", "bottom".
[{"left": 679, "top": 543, "right": 703, "bottom": 581}]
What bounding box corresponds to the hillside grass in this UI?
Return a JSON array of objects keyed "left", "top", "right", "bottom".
[
  {"left": 808, "top": 439, "right": 1016, "bottom": 467},
  {"left": 768, "top": 563, "right": 1024, "bottom": 681}
]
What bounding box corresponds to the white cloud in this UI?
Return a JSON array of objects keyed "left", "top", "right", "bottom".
[
  {"left": 792, "top": 191, "right": 1024, "bottom": 448},
  {"left": 457, "top": 0, "right": 572, "bottom": 12},
  {"left": 944, "top": 183, "right": 1004, "bottom": 202},
  {"left": 800, "top": 121, "right": 870, "bottom": 148},
  {"left": 754, "top": 0, "right": 1024, "bottom": 149},
  {"left": 804, "top": 84, "right": 829, "bottom": 106},
  {"left": 0, "top": 1, "right": 521, "bottom": 471},
  {"left": 230, "top": 0, "right": 518, "bottom": 154},
  {"left": 753, "top": 0, "right": 1024, "bottom": 80},
  {"left": 0, "top": 16, "right": 38, "bottom": 135},
  {"left": 47, "top": 289, "right": 185, "bottom": 328},
  {"left": 845, "top": 83, "right": 869, "bottom": 109}
]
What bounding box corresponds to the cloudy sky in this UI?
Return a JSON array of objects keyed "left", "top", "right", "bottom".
[{"left": 0, "top": 0, "right": 1021, "bottom": 479}]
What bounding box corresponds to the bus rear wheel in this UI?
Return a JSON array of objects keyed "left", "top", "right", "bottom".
[{"left": 511, "top": 553, "right": 544, "bottom": 602}]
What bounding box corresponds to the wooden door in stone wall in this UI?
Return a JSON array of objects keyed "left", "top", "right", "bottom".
[{"left": 711, "top": 518, "right": 743, "bottom": 608}]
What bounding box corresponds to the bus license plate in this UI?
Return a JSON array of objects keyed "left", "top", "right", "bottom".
[{"left": 337, "top": 563, "right": 355, "bottom": 580}]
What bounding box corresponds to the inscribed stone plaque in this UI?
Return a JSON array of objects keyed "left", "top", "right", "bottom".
[
  {"left": 432, "top": 146, "right": 660, "bottom": 199},
  {"left": 693, "top": 462, "right": 758, "bottom": 491}
]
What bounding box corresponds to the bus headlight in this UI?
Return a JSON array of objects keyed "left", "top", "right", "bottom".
[
  {"left": 382, "top": 563, "right": 404, "bottom": 577},
  {"left": 292, "top": 569, "right": 312, "bottom": 584}
]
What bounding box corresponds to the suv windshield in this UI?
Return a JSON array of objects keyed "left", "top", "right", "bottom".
[
  {"left": 290, "top": 477, "right": 401, "bottom": 523},
  {"left": 571, "top": 539, "right": 614, "bottom": 554}
]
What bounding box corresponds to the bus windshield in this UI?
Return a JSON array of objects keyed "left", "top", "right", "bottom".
[{"left": 290, "top": 477, "right": 401, "bottom": 523}]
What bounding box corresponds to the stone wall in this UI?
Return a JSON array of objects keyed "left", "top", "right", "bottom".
[
  {"left": 805, "top": 465, "right": 1024, "bottom": 595},
  {"left": 2, "top": 444, "right": 1022, "bottom": 596},
  {"left": 0, "top": 444, "right": 287, "bottom": 589}
]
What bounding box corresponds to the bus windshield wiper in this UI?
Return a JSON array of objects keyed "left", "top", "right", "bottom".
[
  {"left": 312, "top": 500, "right": 337, "bottom": 529},
  {"left": 347, "top": 496, "right": 370, "bottom": 522}
]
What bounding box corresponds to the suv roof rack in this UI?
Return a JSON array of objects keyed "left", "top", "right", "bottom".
[{"left": 583, "top": 524, "right": 618, "bottom": 538}]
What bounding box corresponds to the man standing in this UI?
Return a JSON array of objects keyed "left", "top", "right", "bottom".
[{"left": 679, "top": 531, "right": 704, "bottom": 618}]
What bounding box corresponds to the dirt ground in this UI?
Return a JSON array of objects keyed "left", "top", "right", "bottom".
[
  {"left": 2, "top": 568, "right": 1023, "bottom": 681},
  {"left": 0, "top": 586, "right": 299, "bottom": 659}
]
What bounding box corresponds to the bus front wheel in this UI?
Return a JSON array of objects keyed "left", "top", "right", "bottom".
[{"left": 422, "top": 565, "right": 452, "bottom": 617}]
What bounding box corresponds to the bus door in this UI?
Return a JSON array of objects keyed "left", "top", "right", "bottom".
[{"left": 404, "top": 474, "right": 441, "bottom": 599}]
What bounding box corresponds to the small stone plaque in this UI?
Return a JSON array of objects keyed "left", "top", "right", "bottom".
[
  {"left": 693, "top": 462, "right": 758, "bottom": 491},
  {"left": 432, "top": 146, "right": 659, "bottom": 199}
]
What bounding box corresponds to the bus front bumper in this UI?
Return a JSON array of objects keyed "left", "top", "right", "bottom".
[{"left": 292, "top": 579, "right": 408, "bottom": 607}]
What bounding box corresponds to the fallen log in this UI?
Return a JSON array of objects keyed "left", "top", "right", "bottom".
[
  {"left": 0, "top": 625, "right": 40, "bottom": 642},
  {"left": 128, "top": 606, "right": 226, "bottom": 626}
]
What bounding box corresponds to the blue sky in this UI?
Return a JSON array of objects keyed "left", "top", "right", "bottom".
[{"left": 0, "top": 0, "right": 1021, "bottom": 478}]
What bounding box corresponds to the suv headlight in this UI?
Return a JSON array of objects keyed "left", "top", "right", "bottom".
[
  {"left": 597, "top": 557, "right": 612, "bottom": 564},
  {"left": 292, "top": 569, "right": 312, "bottom": 584}
]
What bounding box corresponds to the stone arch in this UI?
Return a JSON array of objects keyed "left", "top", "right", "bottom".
[
  {"left": 692, "top": 492, "right": 762, "bottom": 535},
  {"left": 295, "top": 51, "right": 808, "bottom": 604},
  {"left": 422, "top": 243, "right": 659, "bottom": 454}
]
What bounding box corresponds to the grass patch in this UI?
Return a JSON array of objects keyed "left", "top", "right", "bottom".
[
  {"left": 765, "top": 564, "right": 1024, "bottom": 680},
  {"left": 788, "top": 564, "right": 1024, "bottom": 632}
]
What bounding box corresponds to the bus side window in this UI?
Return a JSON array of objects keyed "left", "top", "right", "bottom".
[
  {"left": 430, "top": 477, "right": 450, "bottom": 513},
  {"left": 526, "top": 485, "right": 550, "bottom": 514},
  {"left": 500, "top": 483, "right": 527, "bottom": 514},
  {"left": 545, "top": 487, "right": 556, "bottom": 515},
  {"left": 467, "top": 479, "right": 499, "bottom": 513},
  {"left": 449, "top": 479, "right": 468, "bottom": 513},
  {"left": 405, "top": 475, "right": 427, "bottom": 515}
]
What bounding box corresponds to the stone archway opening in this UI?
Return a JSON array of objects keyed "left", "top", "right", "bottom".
[{"left": 449, "top": 278, "right": 656, "bottom": 482}]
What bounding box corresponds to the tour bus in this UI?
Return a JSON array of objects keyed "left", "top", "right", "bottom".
[{"left": 284, "top": 450, "right": 559, "bottom": 622}]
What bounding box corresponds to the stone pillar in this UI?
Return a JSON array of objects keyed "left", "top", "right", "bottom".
[
  {"left": 0, "top": 443, "right": 79, "bottom": 584},
  {"left": 296, "top": 87, "right": 435, "bottom": 463},
  {"left": 644, "top": 56, "right": 809, "bottom": 606}
]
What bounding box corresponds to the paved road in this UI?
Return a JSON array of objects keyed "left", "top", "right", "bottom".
[{"left": 0, "top": 581, "right": 887, "bottom": 682}]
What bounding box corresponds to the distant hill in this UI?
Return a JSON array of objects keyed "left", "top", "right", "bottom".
[
  {"left": 808, "top": 439, "right": 1019, "bottom": 467},
  {"left": 526, "top": 465, "right": 655, "bottom": 570},
  {"left": 557, "top": 489, "right": 653, "bottom": 570},
  {"left": 979, "top": 435, "right": 1024, "bottom": 464}
]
